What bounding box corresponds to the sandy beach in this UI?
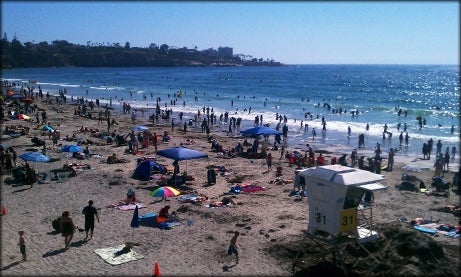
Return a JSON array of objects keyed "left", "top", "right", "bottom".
[{"left": 1, "top": 97, "right": 460, "bottom": 277}]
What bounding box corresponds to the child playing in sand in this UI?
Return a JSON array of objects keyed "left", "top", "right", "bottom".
[{"left": 18, "top": 230, "right": 26, "bottom": 262}]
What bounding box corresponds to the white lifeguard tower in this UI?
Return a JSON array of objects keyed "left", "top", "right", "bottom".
[{"left": 293, "top": 165, "right": 387, "bottom": 275}]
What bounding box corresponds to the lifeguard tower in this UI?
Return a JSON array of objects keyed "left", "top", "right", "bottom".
[{"left": 293, "top": 165, "right": 387, "bottom": 275}]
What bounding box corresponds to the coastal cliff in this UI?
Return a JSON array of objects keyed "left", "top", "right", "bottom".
[{"left": 1, "top": 37, "right": 282, "bottom": 68}]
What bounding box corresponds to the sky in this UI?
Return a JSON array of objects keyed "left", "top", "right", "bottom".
[{"left": 1, "top": 1, "right": 459, "bottom": 65}]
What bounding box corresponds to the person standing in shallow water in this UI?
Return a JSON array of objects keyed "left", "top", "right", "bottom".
[{"left": 404, "top": 132, "right": 410, "bottom": 147}]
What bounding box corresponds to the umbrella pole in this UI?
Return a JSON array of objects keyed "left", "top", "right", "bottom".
[{"left": 130, "top": 228, "right": 134, "bottom": 244}]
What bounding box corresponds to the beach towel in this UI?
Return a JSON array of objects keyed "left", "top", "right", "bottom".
[
  {"left": 158, "top": 222, "right": 182, "bottom": 229},
  {"left": 402, "top": 165, "right": 422, "bottom": 172},
  {"left": 108, "top": 203, "right": 145, "bottom": 210},
  {"left": 178, "top": 194, "right": 200, "bottom": 202},
  {"left": 204, "top": 203, "right": 232, "bottom": 208},
  {"left": 94, "top": 245, "right": 144, "bottom": 265},
  {"left": 229, "top": 183, "right": 266, "bottom": 194},
  {"left": 444, "top": 231, "right": 461, "bottom": 238},
  {"left": 414, "top": 225, "right": 437, "bottom": 235}
]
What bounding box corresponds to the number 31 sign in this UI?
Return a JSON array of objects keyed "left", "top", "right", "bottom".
[{"left": 339, "top": 208, "right": 357, "bottom": 232}]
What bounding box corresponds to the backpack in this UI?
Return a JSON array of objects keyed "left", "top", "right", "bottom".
[{"left": 52, "top": 216, "right": 62, "bottom": 232}]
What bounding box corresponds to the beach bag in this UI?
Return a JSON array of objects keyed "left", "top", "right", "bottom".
[{"left": 52, "top": 216, "right": 62, "bottom": 232}]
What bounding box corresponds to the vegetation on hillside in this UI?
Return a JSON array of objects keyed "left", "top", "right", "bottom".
[{"left": 1, "top": 33, "right": 283, "bottom": 68}]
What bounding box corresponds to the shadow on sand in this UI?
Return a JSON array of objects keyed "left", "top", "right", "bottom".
[{"left": 2, "top": 261, "right": 21, "bottom": 270}]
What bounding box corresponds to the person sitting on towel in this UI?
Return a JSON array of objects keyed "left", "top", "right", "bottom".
[
  {"left": 168, "top": 211, "right": 180, "bottom": 222},
  {"left": 107, "top": 153, "right": 119, "bottom": 164},
  {"left": 157, "top": 205, "right": 170, "bottom": 223}
]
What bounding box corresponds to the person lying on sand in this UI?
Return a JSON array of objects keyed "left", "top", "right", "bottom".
[
  {"left": 405, "top": 217, "right": 441, "bottom": 225},
  {"left": 209, "top": 197, "right": 235, "bottom": 207},
  {"left": 107, "top": 153, "right": 128, "bottom": 164},
  {"left": 430, "top": 205, "right": 461, "bottom": 215}
]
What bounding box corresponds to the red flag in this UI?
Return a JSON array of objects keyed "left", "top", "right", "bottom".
[{"left": 1, "top": 204, "right": 7, "bottom": 216}]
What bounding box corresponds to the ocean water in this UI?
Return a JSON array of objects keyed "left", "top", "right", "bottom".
[{"left": 2, "top": 65, "right": 459, "bottom": 161}]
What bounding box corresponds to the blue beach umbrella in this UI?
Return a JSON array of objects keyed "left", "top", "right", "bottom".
[
  {"left": 156, "top": 147, "right": 208, "bottom": 184},
  {"left": 132, "top": 125, "right": 149, "bottom": 132},
  {"left": 61, "top": 145, "right": 83, "bottom": 153},
  {"left": 9, "top": 94, "right": 25, "bottom": 100},
  {"left": 19, "top": 152, "right": 50, "bottom": 162},
  {"left": 156, "top": 147, "right": 208, "bottom": 161},
  {"left": 240, "top": 126, "right": 281, "bottom": 137}
]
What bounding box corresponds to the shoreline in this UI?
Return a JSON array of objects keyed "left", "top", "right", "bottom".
[{"left": 15, "top": 89, "right": 460, "bottom": 172}]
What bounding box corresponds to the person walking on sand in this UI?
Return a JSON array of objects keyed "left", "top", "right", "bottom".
[
  {"left": 152, "top": 132, "right": 158, "bottom": 153},
  {"left": 266, "top": 153, "right": 272, "bottom": 170},
  {"left": 227, "top": 231, "right": 240, "bottom": 264},
  {"left": 444, "top": 148, "right": 450, "bottom": 172},
  {"left": 106, "top": 117, "right": 111, "bottom": 132},
  {"left": 60, "top": 211, "right": 76, "bottom": 249},
  {"left": 82, "top": 200, "right": 100, "bottom": 240},
  {"left": 280, "top": 144, "right": 286, "bottom": 160},
  {"left": 18, "top": 230, "right": 26, "bottom": 262}
]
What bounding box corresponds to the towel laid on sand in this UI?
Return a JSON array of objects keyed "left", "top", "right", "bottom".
[
  {"left": 158, "top": 221, "right": 182, "bottom": 229},
  {"left": 94, "top": 245, "right": 144, "bottom": 265},
  {"left": 117, "top": 204, "right": 145, "bottom": 210},
  {"left": 229, "top": 183, "right": 266, "bottom": 194},
  {"left": 107, "top": 203, "right": 146, "bottom": 210},
  {"left": 178, "top": 194, "right": 200, "bottom": 202}
]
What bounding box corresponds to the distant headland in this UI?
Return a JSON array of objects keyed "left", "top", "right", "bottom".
[{"left": 1, "top": 35, "right": 283, "bottom": 68}]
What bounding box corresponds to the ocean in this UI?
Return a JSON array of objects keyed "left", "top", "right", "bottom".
[{"left": 2, "top": 65, "right": 459, "bottom": 162}]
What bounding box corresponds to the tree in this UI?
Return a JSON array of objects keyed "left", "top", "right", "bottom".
[
  {"left": 11, "top": 36, "right": 23, "bottom": 50},
  {"left": 159, "top": 44, "right": 169, "bottom": 53},
  {"left": 124, "top": 42, "right": 130, "bottom": 49}
]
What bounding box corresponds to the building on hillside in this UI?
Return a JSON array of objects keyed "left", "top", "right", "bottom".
[{"left": 218, "top": 47, "right": 233, "bottom": 58}]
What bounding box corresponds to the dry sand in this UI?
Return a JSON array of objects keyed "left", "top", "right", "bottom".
[{"left": 1, "top": 99, "right": 460, "bottom": 277}]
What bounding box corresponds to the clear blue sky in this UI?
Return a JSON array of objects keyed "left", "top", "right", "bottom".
[{"left": 1, "top": 1, "right": 459, "bottom": 65}]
